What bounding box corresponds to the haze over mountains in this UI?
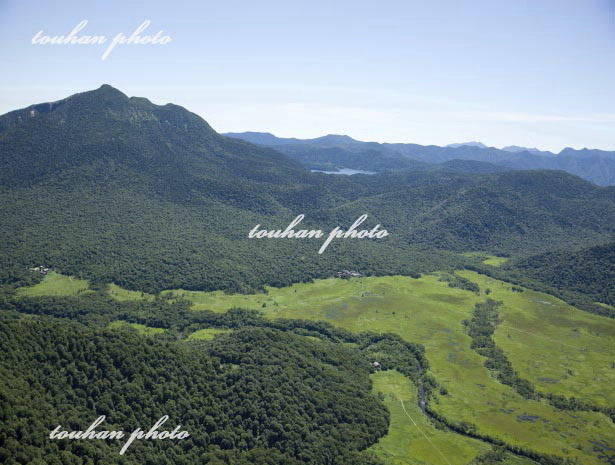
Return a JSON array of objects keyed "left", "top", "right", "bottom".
[{"left": 225, "top": 132, "right": 615, "bottom": 186}]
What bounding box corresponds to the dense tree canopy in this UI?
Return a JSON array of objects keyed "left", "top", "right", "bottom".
[{"left": 0, "top": 319, "right": 388, "bottom": 465}]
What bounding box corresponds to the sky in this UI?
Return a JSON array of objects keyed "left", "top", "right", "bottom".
[{"left": 0, "top": 0, "right": 614, "bottom": 152}]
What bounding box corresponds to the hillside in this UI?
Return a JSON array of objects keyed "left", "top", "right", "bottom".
[
  {"left": 2, "top": 86, "right": 615, "bottom": 294},
  {"left": 332, "top": 170, "right": 615, "bottom": 253},
  {"left": 0, "top": 85, "right": 310, "bottom": 207},
  {"left": 511, "top": 241, "right": 615, "bottom": 306}
]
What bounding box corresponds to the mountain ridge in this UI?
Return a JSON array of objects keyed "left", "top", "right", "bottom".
[{"left": 226, "top": 131, "right": 615, "bottom": 185}]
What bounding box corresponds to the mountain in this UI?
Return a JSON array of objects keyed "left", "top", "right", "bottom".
[
  {"left": 446, "top": 141, "right": 487, "bottom": 149},
  {"left": 559, "top": 147, "right": 615, "bottom": 159},
  {"left": 3, "top": 86, "right": 615, "bottom": 294},
  {"left": 226, "top": 132, "right": 510, "bottom": 174},
  {"left": 0, "top": 85, "right": 307, "bottom": 196},
  {"left": 264, "top": 144, "right": 432, "bottom": 172},
  {"left": 501, "top": 145, "right": 548, "bottom": 155},
  {"left": 511, "top": 241, "right": 615, "bottom": 307},
  {"left": 335, "top": 170, "right": 615, "bottom": 253},
  {"left": 224, "top": 132, "right": 360, "bottom": 147},
  {"left": 309, "top": 134, "right": 361, "bottom": 146},
  {"left": 0, "top": 85, "right": 354, "bottom": 292},
  {"left": 223, "top": 131, "right": 303, "bottom": 146},
  {"left": 436, "top": 159, "right": 509, "bottom": 173},
  {"left": 227, "top": 132, "right": 615, "bottom": 186}
]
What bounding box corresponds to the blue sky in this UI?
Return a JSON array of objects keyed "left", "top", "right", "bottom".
[{"left": 0, "top": 0, "right": 614, "bottom": 151}]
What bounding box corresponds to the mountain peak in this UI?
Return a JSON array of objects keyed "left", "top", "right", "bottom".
[
  {"left": 502, "top": 145, "right": 542, "bottom": 154},
  {"left": 97, "top": 83, "right": 125, "bottom": 94},
  {"left": 312, "top": 134, "right": 359, "bottom": 145},
  {"left": 0, "top": 86, "right": 308, "bottom": 190},
  {"left": 74, "top": 84, "right": 130, "bottom": 106},
  {"left": 224, "top": 131, "right": 291, "bottom": 145},
  {"left": 446, "top": 141, "right": 487, "bottom": 149}
]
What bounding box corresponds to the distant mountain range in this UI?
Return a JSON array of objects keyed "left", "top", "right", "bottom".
[
  {"left": 446, "top": 141, "right": 487, "bottom": 149},
  {"left": 448, "top": 142, "right": 546, "bottom": 155},
  {"left": 501, "top": 145, "right": 547, "bottom": 155},
  {"left": 225, "top": 132, "right": 615, "bottom": 186}
]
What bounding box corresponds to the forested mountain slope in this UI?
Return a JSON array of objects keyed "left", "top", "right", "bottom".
[
  {"left": 511, "top": 241, "right": 615, "bottom": 306},
  {"left": 2, "top": 86, "right": 615, "bottom": 293}
]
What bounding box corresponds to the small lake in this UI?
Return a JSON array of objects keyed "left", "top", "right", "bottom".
[{"left": 311, "top": 168, "right": 377, "bottom": 175}]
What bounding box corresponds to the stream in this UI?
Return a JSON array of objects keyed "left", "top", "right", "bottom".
[
  {"left": 413, "top": 360, "right": 546, "bottom": 464},
  {"left": 416, "top": 362, "right": 426, "bottom": 414}
]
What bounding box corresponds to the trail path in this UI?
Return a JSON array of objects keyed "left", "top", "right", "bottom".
[{"left": 399, "top": 398, "right": 453, "bottom": 465}]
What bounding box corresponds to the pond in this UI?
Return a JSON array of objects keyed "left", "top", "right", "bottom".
[{"left": 311, "top": 168, "right": 377, "bottom": 175}]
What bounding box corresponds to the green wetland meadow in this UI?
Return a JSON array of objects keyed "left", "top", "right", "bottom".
[{"left": 15, "top": 267, "right": 615, "bottom": 465}]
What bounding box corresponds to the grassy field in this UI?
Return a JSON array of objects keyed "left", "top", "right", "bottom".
[
  {"left": 461, "top": 252, "right": 508, "bottom": 267},
  {"left": 108, "top": 283, "right": 155, "bottom": 301},
  {"left": 368, "top": 370, "right": 538, "bottom": 465},
  {"left": 459, "top": 270, "right": 615, "bottom": 408},
  {"left": 16, "top": 271, "right": 92, "bottom": 297},
  {"left": 368, "top": 370, "right": 490, "bottom": 465},
  {"left": 108, "top": 320, "right": 165, "bottom": 335},
  {"left": 164, "top": 274, "right": 615, "bottom": 464},
  {"left": 18, "top": 272, "right": 615, "bottom": 464},
  {"left": 186, "top": 328, "right": 232, "bottom": 340},
  {"left": 481, "top": 256, "right": 508, "bottom": 267}
]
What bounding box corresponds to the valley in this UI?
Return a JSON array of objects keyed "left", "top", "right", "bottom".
[
  {"left": 160, "top": 272, "right": 615, "bottom": 464},
  {"left": 2, "top": 85, "right": 615, "bottom": 465},
  {"left": 14, "top": 268, "right": 615, "bottom": 464}
]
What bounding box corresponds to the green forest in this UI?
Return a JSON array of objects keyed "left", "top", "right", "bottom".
[
  {"left": 1, "top": 318, "right": 392, "bottom": 465},
  {"left": 2, "top": 85, "right": 615, "bottom": 465}
]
